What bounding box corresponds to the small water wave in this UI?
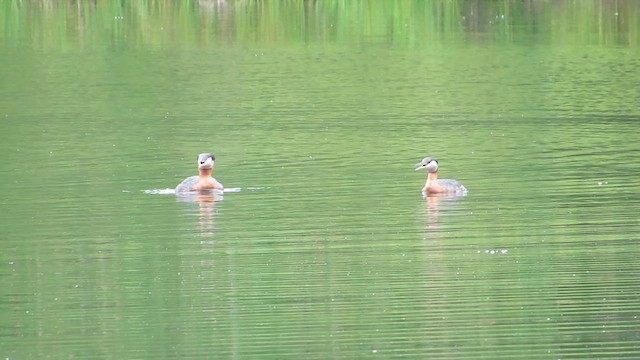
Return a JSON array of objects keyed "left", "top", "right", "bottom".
[
  {"left": 223, "top": 187, "right": 242, "bottom": 192},
  {"left": 143, "top": 187, "right": 244, "bottom": 195},
  {"left": 144, "top": 188, "right": 176, "bottom": 195},
  {"left": 423, "top": 191, "right": 468, "bottom": 200},
  {"left": 478, "top": 249, "right": 509, "bottom": 255}
]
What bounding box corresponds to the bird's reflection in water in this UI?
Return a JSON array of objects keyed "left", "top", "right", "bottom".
[
  {"left": 176, "top": 189, "right": 224, "bottom": 239},
  {"left": 422, "top": 192, "right": 466, "bottom": 232}
]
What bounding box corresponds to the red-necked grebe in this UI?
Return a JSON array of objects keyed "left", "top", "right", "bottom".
[
  {"left": 175, "top": 153, "right": 224, "bottom": 193},
  {"left": 415, "top": 157, "right": 467, "bottom": 195}
]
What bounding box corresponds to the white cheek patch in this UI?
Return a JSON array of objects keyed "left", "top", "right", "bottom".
[
  {"left": 199, "top": 158, "right": 214, "bottom": 169},
  {"left": 425, "top": 162, "right": 438, "bottom": 172}
]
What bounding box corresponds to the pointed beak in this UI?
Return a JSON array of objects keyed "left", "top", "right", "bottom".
[{"left": 415, "top": 163, "right": 425, "bottom": 171}]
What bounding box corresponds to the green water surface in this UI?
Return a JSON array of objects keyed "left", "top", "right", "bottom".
[{"left": 1, "top": 1, "right": 639, "bottom": 359}]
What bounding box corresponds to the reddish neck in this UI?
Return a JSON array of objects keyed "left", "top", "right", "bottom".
[
  {"left": 199, "top": 168, "right": 213, "bottom": 177},
  {"left": 427, "top": 170, "right": 439, "bottom": 182}
]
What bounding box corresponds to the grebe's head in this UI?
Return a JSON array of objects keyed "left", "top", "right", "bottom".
[
  {"left": 415, "top": 157, "right": 439, "bottom": 173},
  {"left": 197, "top": 153, "right": 215, "bottom": 170}
]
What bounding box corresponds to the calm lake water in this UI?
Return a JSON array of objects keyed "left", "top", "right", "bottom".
[{"left": 1, "top": 1, "right": 640, "bottom": 358}]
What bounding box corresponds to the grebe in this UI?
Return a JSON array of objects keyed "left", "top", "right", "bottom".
[
  {"left": 415, "top": 157, "right": 467, "bottom": 195},
  {"left": 175, "top": 153, "right": 224, "bottom": 193}
]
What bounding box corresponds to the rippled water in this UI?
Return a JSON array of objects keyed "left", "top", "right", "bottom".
[{"left": 1, "top": 1, "right": 640, "bottom": 359}]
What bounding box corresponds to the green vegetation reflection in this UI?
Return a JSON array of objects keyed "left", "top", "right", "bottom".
[{"left": 2, "top": 0, "right": 637, "bottom": 48}]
